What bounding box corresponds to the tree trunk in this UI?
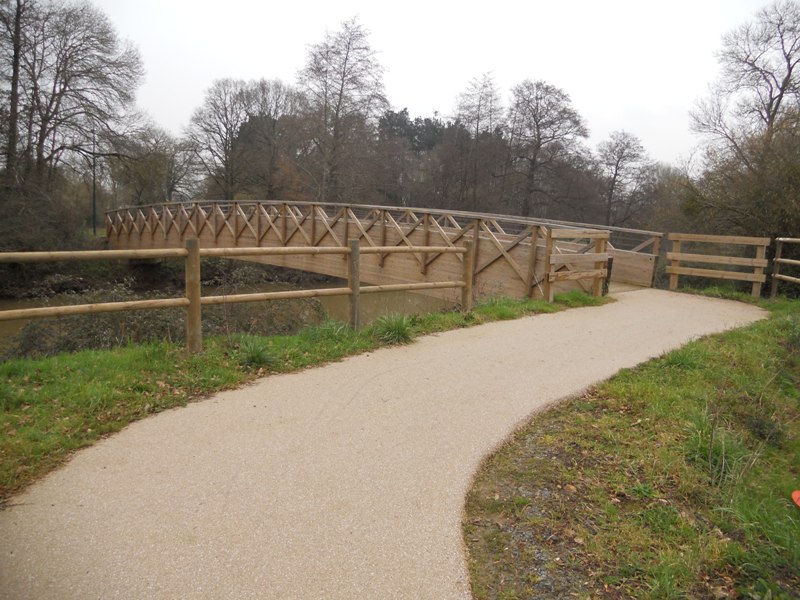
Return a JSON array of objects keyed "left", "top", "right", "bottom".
[{"left": 5, "top": 0, "right": 24, "bottom": 182}]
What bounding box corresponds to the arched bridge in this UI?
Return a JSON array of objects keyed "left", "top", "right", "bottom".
[{"left": 106, "top": 202, "right": 661, "bottom": 302}]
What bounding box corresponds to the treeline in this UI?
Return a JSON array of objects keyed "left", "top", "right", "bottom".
[{"left": 1, "top": 0, "right": 800, "bottom": 251}]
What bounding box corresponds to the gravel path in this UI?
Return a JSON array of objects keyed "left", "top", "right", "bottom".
[{"left": 0, "top": 289, "right": 765, "bottom": 600}]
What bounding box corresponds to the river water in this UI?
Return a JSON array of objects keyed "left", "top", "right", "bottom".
[{"left": 0, "top": 285, "right": 451, "bottom": 352}]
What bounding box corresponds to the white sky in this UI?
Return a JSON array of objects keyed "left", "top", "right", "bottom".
[{"left": 94, "top": 0, "right": 770, "bottom": 165}]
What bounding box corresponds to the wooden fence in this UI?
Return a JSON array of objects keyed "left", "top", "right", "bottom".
[
  {"left": 666, "top": 233, "right": 771, "bottom": 298},
  {"left": 771, "top": 237, "right": 800, "bottom": 297},
  {"left": 0, "top": 240, "right": 471, "bottom": 353},
  {"left": 543, "top": 228, "right": 610, "bottom": 302}
]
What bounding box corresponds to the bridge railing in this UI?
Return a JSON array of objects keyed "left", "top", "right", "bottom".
[
  {"left": 105, "top": 200, "right": 653, "bottom": 295},
  {"left": 0, "top": 240, "right": 471, "bottom": 353}
]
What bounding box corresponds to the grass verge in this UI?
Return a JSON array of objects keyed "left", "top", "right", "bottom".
[
  {"left": 464, "top": 297, "right": 800, "bottom": 599},
  {"left": 0, "top": 290, "right": 604, "bottom": 504}
]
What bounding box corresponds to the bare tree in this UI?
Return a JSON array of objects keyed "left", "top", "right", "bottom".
[
  {"left": 692, "top": 0, "right": 800, "bottom": 162},
  {"left": 186, "top": 78, "right": 251, "bottom": 199},
  {"left": 108, "top": 124, "right": 194, "bottom": 206},
  {"left": 239, "top": 78, "right": 300, "bottom": 198},
  {"left": 689, "top": 1, "right": 800, "bottom": 238},
  {"left": 454, "top": 73, "right": 504, "bottom": 211},
  {"left": 507, "top": 79, "right": 588, "bottom": 217},
  {"left": 0, "top": 0, "right": 29, "bottom": 182},
  {"left": 596, "top": 130, "right": 653, "bottom": 226},
  {"left": 13, "top": 0, "right": 142, "bottom": 183},
  {"left": 297, "top": 17, "right": 387, "bottom": 202}
]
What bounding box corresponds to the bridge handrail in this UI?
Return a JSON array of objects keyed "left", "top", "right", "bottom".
[
  {"left": 0, "top": 242, "right": 471, "bottom": 353},
  {"left": 105, "top": 200, "right": 665, "bottom": 241}
]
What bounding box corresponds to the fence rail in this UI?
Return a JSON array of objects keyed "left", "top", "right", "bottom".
[
  {"left": 0, "top": 240, "right": 470, "bottom": 353},
  {"left": 771, "top": 237, "right": 800, "bottom": 297},
  {"left": 666, "top": 233, "right": 771, "bottom": 298}
]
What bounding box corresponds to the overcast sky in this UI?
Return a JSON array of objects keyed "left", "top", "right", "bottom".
[{"left": 94, "top": 0, "right": 770, "bottom": 165}]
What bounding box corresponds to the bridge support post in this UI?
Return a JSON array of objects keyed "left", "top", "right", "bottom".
[
  {"left": 348, "top": 239, "right": 360, "bottom": 329},
  {"left": 185, "top": 238, "right": 202, "bottom": 353}
]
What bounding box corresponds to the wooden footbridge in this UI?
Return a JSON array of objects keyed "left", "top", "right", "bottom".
[{"left": 106, "top": 201, "right": 662, "bottom": 303}]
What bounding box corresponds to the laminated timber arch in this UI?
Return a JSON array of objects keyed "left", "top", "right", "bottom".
[{"left": 106, "top": 201, "right": 661, "bottom": 302}]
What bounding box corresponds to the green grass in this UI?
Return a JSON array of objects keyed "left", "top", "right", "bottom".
[
  {"left": 0, "top": 292, "right": 607, "bottom": 502},
  {"left": 464, "top": 297, "right": 800, "bottom": 599}
]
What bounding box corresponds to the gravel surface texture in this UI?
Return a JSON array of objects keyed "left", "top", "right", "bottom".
[{"left": 0, "top": 289, "right": 765, "bottom": 600}]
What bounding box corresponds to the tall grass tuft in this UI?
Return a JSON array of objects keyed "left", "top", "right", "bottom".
[{"left": 372, "top": 314, "right": 414, "bottom": 344}]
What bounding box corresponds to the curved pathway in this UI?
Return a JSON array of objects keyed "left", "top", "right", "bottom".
[{"left": 0, "top": 289, "right": 765, "bottom": 600}]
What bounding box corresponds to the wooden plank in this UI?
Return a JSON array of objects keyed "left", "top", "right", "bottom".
[
  {"left": 543, "top": 229, "right": 555, "bottom": 302},
  {"left": 775, "top": 273, "right": 800, "bottom": 285},
  {"left": 462, "top": 241, "right": 476, "bottom": 311},
  {"left": 526, "top": 226, "right": 541, "bottom": 298},
  {"left": 665, "top": 252, "right": 769, "bottom": 268},
  {"left": 185, "top": 238, "right": 202, "bottom": 353},
  {"left": 775, "top": 257, "right": 800, "bottom": 267},
  {"left": 752, "top": 244, "right": 766, "bottom": 297},
  {"left": 475, "top": 226, "right": 533, "bottom": 276},
  {"left": 0, "top": 248, "right": 189, "bottom": 263},
  {"left": 200, "top": 247, "right": 350, "bottom": 257},
  {"left": 630, "top": 236, "right": 657, "bottom": 253},
  {"left": 201, "top": 287, "right": 352, "bottom": 305},
  {"left": 608, "top": 250, "right": 655, "bottom": 287},
  {"left": 549, "top": 252, "right": 609, "bottom": 265},
  {"left": 771, "top": 240, "right": 783, "bottom": 298},
  {"left": 665, "top": 265, "right": 767, "bottom": 283},
  {"left": 668, "top": 232, "right": 771, "bottom": 245},
  {"left": 360, "top": 281, "right": 465, "bottom": 294},
  {"left": 549, "top": 269, "right": 607, "bottom": 282},
  {"left": 592, "top": 239, "right": 607, "bottom": 297},
  {"left": 669, "top": 240, "right": 681, "bottom": 290},
  {"left": 0, "top": 297, "right": 189, "bottom": 322},
  {"left": 549, "top": 228, "right": 611, "bottom": 240},
  {"left": 349, "top": 239, "right": 360, "bottom": 329},
  {"left": 361, "top": 246, "right": 465, "bottom": 254},
  {"left": 477, "top": 222, "right": 528, "bottom": 283}
]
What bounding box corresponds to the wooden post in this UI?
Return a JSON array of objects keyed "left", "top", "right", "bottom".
[
  {"left": 343, "top": 206, "right": 351, "bottom": 254},
  {"left": 526, "top": 226, "right": 541, "bottom": 298},
  {"left": 348, "top": 239, "right": 360, "bottom": 329},
  {"left": 651, "top": 236, "right": 661, "bottom": 287},
  {"left": 311, "top": 204, "right": 318, "bottom": 246},
  {"left": 592, "top": 237, "right": 607, "bottom": 297},
  {"left": 752, "top": 243, "right": 767, "bottom": 298},
  {"left": 282, "top": 202, "right": 288, "bottom": 244},
  {"left": 422, "top": 213, "right": 431, "bottom": 275},
  {"left": 461, "top": 241, "right": 475, "bottom": 312},
  {"left": 543, "top": 228, "right": 554, "bottom": 302},
  {"left": 185, "top": 238, "right": 202, "bottom": 354},
  {"left": 669, "top": 238, "right": 681, "bottom": 291},
  {"left": 379, "top": 210, "right": 387, "bottom": 268},
  {"left": 770, "top": 239, "right": 783, "bottom": 298}
]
